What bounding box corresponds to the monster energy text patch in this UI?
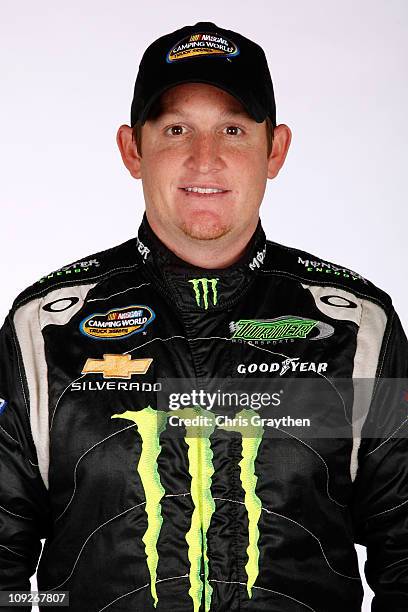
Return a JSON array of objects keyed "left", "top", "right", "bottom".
[
  {"left": 297, "top": 256, "right": 368, "bottom": 284},
  {"left": 38, "top": 258, "right": 100, "bottom": 284},
  {"left": 229, "top": 316, "right": 335, "bottom": 343},
  {"left": 80, "top": 305, "right": 155, "bottom": 340},
  {"left": 167, "top": 32, "right": 239, "bottom": 63}
]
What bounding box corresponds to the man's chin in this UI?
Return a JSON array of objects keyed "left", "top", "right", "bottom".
[
  {"left": 180, "top": 213, "right": 231, "bottom": 241},
  {"left": 181, "top": 220, "right": 230, "bottom": 240}
]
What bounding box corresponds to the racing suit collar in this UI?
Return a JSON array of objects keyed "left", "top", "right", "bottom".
[{"left": 135, "top": 211, "right": 268, "bottom": 311}]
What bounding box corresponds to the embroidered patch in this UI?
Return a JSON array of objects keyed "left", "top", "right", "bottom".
[
  {"left": 80, "top": 305, "right": 155, "bottom": 340},
  {"left": 167, "top": 32, "right": 239, "bottom": 63}
]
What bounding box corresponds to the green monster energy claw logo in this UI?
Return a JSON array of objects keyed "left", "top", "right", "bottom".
[
  {"left": 111, "top": 406, "right": 263, "bottom": 611},
  {"left": 188, "top": 278, "right": 219, "bottom": 309}
]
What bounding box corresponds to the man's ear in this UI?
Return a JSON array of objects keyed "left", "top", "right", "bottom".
[
  {"left": 267, "top": 124, "right": 292, "bottom": 179},
  {"left": 116, "top": 124, "right": 142, "bottom": 179}
]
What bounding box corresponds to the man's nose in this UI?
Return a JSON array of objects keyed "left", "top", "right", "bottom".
[{"left": 184, "top": 133, "right": 224, "bottom": 173}]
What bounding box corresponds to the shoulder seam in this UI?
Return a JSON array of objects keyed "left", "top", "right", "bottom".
[
  {"left": 375, "top": 307, "right": 396, "bottom": 381},
  {"left": 259, "top": 268, "right": 391, "bottom": 311},
  {"left": 266, "top": 238, "right": 362, "bottom": 268},
  {"left": 8, "top": 315, "right": 30, "bottom": 424},
  {"left": 12, "top": 262, "right": 142, "bottom": 311},
  {"left": 266, "top": 238, "right": 298, "bottom": 253},
  {"left": 265, "top": 238, "right": 371, "bottom": 279}
]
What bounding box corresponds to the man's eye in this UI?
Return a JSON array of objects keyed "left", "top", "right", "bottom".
[
  {"left": 166, "top": 125, "right": 186, "bottom": 136},
  {"left": 224, "top": 126, "right": 243, "bottom": 136}
]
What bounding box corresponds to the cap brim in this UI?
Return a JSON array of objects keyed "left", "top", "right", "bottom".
[{"left": 137, "top": 77, "right": 267, "bottom": 125}]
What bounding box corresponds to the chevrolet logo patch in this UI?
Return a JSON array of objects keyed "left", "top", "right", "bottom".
[{"left": 82, "top": 354, "right": 153, "bottom": 379}]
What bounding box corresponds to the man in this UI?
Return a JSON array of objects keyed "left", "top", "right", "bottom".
[{"left": 0, "top": 21, "right": 407, "bottom": 612}]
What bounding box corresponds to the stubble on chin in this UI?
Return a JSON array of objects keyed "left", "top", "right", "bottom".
[{"left": 179, "top": 216, "right": 231, "bottom": 241}]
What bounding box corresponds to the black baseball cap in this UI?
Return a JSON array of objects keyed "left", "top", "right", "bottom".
[{"left": 130, "top": 21, "right": 276, "bottom": 127}]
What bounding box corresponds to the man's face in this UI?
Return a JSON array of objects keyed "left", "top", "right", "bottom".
[{"left": 131, "top": 83, "right": 277, "bottom": 241}]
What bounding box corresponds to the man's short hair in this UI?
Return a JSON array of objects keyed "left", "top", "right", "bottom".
[{"left": 132, "top": 94, "right": 274, "bottom": 158}]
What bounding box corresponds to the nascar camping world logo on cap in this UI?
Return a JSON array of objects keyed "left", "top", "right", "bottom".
[{"left": 166, "top": 32, "right": 240, "bottom": 63}]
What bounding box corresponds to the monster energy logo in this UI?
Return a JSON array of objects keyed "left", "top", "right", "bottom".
[
  {"left": 188, "top": 278, "right": 219, "bottom": 309},
  {"left": 230, "top": 316, "right": 335, "bottom": 342},
  {"left": 111, "top": 405, "right": 263, "bottom": 611}
]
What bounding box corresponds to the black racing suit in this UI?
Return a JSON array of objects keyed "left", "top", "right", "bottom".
[{"left": 0, "top": 212, "right": 407, "bottom": 611}]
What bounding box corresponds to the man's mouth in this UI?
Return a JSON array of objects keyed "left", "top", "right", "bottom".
[{"left": 179, "top": 184, "right": 230, "bottom": 197}]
